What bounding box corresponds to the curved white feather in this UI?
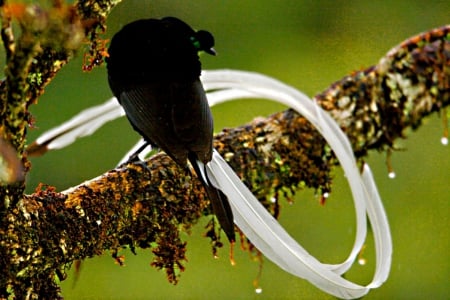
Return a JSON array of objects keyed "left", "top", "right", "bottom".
[
  {"left": 361, "top": 164, "right": 392, "bottom": 287},
  {"left": 34, "top": 97, "right": 124, "bottom": 150},
  {"left": 207, "top": 88, "right": 259, "bottom": 106},
  {"left": 202, "top": 70, "right": 368, "bottom": 274},
  {"left": 207, "top": 150, "right": 369, "bottom": 299},
  {"left": 208, "top": 80, "right": 392, "bottom": 282},
  {"left": 202, "top": 70, "right": 391, "bottom": 297}
]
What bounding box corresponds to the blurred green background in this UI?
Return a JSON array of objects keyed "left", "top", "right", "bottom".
[{"left": 15, "top": 0, "right": 449, "bottom": 299}]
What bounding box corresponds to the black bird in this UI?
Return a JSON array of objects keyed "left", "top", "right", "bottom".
[{"left": 106, "top": 17, "right": 235, "bottom": 242}]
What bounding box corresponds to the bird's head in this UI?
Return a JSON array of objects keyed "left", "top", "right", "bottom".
[{"left": 192, "top": 30, "right": 216, "bottom": 55}]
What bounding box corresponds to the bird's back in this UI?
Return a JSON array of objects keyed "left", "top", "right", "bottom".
[{"left": 106, "top": 17, "right": 211, "bottom": 165}]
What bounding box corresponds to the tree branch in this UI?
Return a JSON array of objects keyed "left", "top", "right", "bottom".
[
  {"left": 0, "top": 0, "right": 448, "bottom": 297},
  {"left": 0, "top": 0, "right": 120, "bottom": 298}
]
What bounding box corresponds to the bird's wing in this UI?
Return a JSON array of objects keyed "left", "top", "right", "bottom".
[
  {"left": 119, "top": 85, "right": 188, "bottom": 164},
  {"left": 171, "top": 79, "right": 214, "bottom": 163}
]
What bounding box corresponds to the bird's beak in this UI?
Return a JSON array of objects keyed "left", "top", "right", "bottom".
[{"left": 205, "top": 47, "right": 217, "bottom": 55}]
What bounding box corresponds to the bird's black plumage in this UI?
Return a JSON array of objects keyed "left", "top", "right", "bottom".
[{"left": 106, "top": 17, "right": 235, "bottom": 242}]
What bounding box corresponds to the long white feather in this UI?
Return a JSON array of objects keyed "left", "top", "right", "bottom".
[
  {"left": 202, "top": 70, "right": 391, "bottom": 297},
  {"left": 361, "top": 164, "right": 392, "bottom": 287},
  {"left": 207, "top": 150, "right": 369, "bottom": 299},
  {"left": 33, "top": 97, "right": 124, "bottom": 151},
  {"left": 202, "top": 70, "right": 368, "bottom": 274}
]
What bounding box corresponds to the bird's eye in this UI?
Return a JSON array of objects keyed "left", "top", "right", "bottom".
[{"left": 190, "top": 36, "right": 201, "bottom": 50}]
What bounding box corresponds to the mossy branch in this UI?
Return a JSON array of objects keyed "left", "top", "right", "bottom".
[
  {"left": 0, "top": 0, "right": 448, "bottom": 298},
  {"left": 0, "top": 0, "right": 120, "bottom": 298}
]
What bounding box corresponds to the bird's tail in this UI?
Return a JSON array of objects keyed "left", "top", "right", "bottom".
[
  {"left": 188, "top": 154, "right": 235, "bottom": 243},
  {"left": 204, "top": 149, "right": 391, "bottom": 299}
]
